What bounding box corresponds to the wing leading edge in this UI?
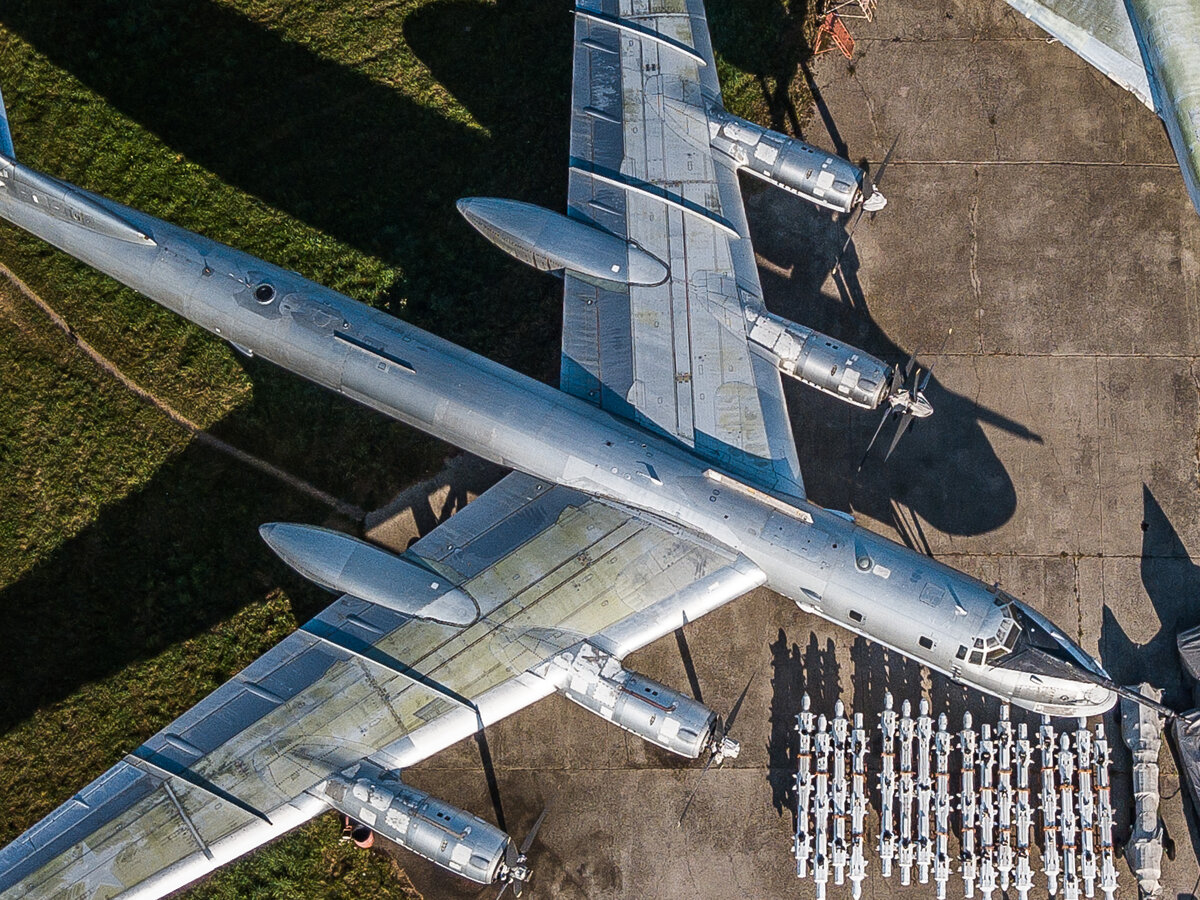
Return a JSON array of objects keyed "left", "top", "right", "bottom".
[
  {"left": 562, "top": 0, "right": 807, "bottom": 500},
  {"left": 0, "top": 472, "right": 763, "bottom": 900}
]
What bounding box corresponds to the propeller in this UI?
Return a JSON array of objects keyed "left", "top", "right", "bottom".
[
  {"left": 496, "top": 807, "right": 548, "bottom": 899},
  {"left": 677, "top": 673, "right": 755, "bottom": 826},
  {"left": 857, "top": 330, "right": 951, "bottom": 470},
  {"left": 837, "top": 134, "right": 899, "bottom": 265}
]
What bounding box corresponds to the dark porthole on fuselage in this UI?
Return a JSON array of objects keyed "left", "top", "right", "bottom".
[
  {"left": 849, "top": 610, "right": 864, "bottom": 623},
  {"left": 919, "top": 635, "right": 934, "bottom": 650},
  {"left": 255, "top": 283, "right": 276, "bottom": 304}
]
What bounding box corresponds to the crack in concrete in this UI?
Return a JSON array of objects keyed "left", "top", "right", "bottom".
[
  {"left": 878, "top": 159, "right": 1177, "bottom": 167},
  {"left": 1071, "top": 554, "right": 1085, "bottom": 646},
  {"left": 968, "top": 168, "right": 983, "bottom": 356}
]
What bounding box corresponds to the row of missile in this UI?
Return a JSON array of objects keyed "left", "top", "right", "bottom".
[{"left": 794, "top": 693, "right": 1118, "bottom": 900}]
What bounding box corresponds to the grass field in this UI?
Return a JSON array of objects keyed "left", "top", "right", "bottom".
[{"left": 0, "top": 0, "right": 820, "bottom": 895}]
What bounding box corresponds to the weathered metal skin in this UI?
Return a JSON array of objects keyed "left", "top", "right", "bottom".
[
  {"left": 1124, "top": 0, "right": 1200, "bottom": 211},
  {"left": 317, "top": 761, "right": 510, "bottom": 885},
  {"left": 708, "top": 108, "right": 868, "bottom": 213},
  {"left": 0, "top": 153, "right": 1113, "bottom": 717}
]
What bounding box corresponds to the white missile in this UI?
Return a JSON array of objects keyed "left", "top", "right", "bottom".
[
  {"left": 850, "top": 712, "right": 868, "bottom": 900},
  {"left": 260, "top": 523, "right": 477, "bottom": 625},
  {"left": 814, "top": 715, "right": 832, "bottom": 900},
  {"left": 898, "top": 700, "right": 916, "bottom": 886},
  {"left": 934, "top": 713, "right": 952, "bottom": 900},
  {"left": 1015, "top": 723, "right": 1034, "bottom": 900},
  {"left": 1059, "top": 733, "right": 1080, "bottom": 900},
  {"left": 833, "top": 701, "right": 849, "bottom": 886},
  {"left": 996, "top": 705, "right": 1015, "bottom": 892},
  {"left": 961, "top": 713, "right": 979, "bottom": 899},
  {"left": 979, "top": 723, "right": 997, "bottom": 900},
  {"left": 879, "top": 692, "right": 898, "bottom": 878},
  {"left": 795, "top": 694, "right": 815, "bottom": 878},
  {"left": 1041, "top": 717, "right": 1061, "bottom": 896},
  {"left": 1076, "top": 720, "right": 1097, "bottom": 899},
  {"left": 917, "top": 699, "right": 934, "bottom": 884},
  {"left": 1094, "top": 723, "right": 1118, "bottom": 900}
]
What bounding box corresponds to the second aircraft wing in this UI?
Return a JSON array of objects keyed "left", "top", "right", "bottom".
[{"left": 561, "top": 0, "right": 808, "bottom": 500}]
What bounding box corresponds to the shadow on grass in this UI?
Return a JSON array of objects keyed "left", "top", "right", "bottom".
[
  {"left": 0, "top": 432, "right": 348, "bottom": 735},
  {"left": 0, "top": 0, "right": 567, "bottom": 379}
]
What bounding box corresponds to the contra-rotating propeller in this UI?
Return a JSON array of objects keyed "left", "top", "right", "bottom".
[
  {"left": 837, "top": 134, "right": 899, "bottom": 267},
  {"left": 857, "top": 329, "right": 952, "bottom": 470},
  {"left": 677, "top": 673, "right": 755, "bottom": 826},
  {"left": 496, "top": 807, "right": 548, "bottom": 899}
]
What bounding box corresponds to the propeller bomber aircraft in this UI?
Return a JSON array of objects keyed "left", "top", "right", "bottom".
[{"left": 0, "top": 1, "right": 1141, "bottom": 897}]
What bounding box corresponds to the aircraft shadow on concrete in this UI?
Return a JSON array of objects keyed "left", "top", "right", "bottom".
[{"left": 745, "top": 180, "right": 1043, "bottom": 537}]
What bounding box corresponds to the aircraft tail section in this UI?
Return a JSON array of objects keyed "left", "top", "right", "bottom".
[{"left": 0, "top": 84, "right": 13, "bottom": 160}]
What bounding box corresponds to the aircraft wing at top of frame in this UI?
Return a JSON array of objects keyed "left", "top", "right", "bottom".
[
  {"left": 1000, "top": 0, "right": 1200, "bottom": 215},
  {"left": 0, "top": 472, "right": 763, "bottom": 900},
  {"left": 559, "top": 0, "right": 810, "bottom": 501}
]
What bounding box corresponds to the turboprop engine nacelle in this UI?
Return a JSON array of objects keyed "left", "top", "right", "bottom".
[
  {"left": 745, "top": 307, "right": 892, "bottom": 410},
  {"left": 316, "top": 760, "right": 525, "bottom": 889},
  {"left": 535, "top": 643, "right": 739, "bottom": 761},
  {"left": 708, "top": 109, "right": 885, "bottom": 213}
]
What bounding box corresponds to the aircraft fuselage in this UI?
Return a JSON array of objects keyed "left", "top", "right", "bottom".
[{"left": 0, "top": 157, "right": 1115, "bottom": 717}]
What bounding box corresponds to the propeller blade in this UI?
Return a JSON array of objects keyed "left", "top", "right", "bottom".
[
  {"left": 858, "top": 406, "right": 894, "bottom": 471},
  {"left": 884, "top": 411, "right": 915, "bottom": 461},
  {"left": 909, "top": 366, "right": 923, "bottom": 401},
  {"left": 677, "top": 753, "right": 717, "bottom": 827},
  {"left": 519, "top": 807, "right": 549, "bottom": 856},
  {"left": 723, "top": 673, "right": 755, "bottom": 735},
  {"left": 917, "top": 328, "right": 953, "bottom": 394},
  {"left": 496, "top": 881, "right": 511, "bottom": 900},
  {"left": 872, "top": 134, "right": 900, "bottom": 196},
  {"left": 837, "top": 206, "right": 865, "bottom": 261}
]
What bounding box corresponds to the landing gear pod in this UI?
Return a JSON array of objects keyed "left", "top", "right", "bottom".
[
  {"left": 457, "top": 197, "right": 669, "bottom": 285},
  {"left": 535, "top": 642, "right": 739, "bottom": 761}
]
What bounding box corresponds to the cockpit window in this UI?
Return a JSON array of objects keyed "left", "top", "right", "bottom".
[{"left": 967, "top": 602, "right": 1022, "bottom": 666}]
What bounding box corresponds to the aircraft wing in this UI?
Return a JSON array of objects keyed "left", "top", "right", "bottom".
[
  {"left": 0, "top": 471, "right": 763, "bottom": 900},
  {"left": 999, "top": 0, "right": 1153, "bottom": 109},
  {"left": 561, "top": 0, "right": 807, "bottom": 500}
]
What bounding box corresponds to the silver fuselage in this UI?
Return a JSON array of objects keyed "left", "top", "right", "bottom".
[{"left": 0, "top": 159, "right": 1114, "bottom": 717}]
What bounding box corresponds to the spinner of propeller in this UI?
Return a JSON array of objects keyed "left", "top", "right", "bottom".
[
  {"left": 496, "top": 807, "right": 548, "bottom": 899},
  {"left": 858, "top": 330, "right": 952, "bottom": 470}
]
